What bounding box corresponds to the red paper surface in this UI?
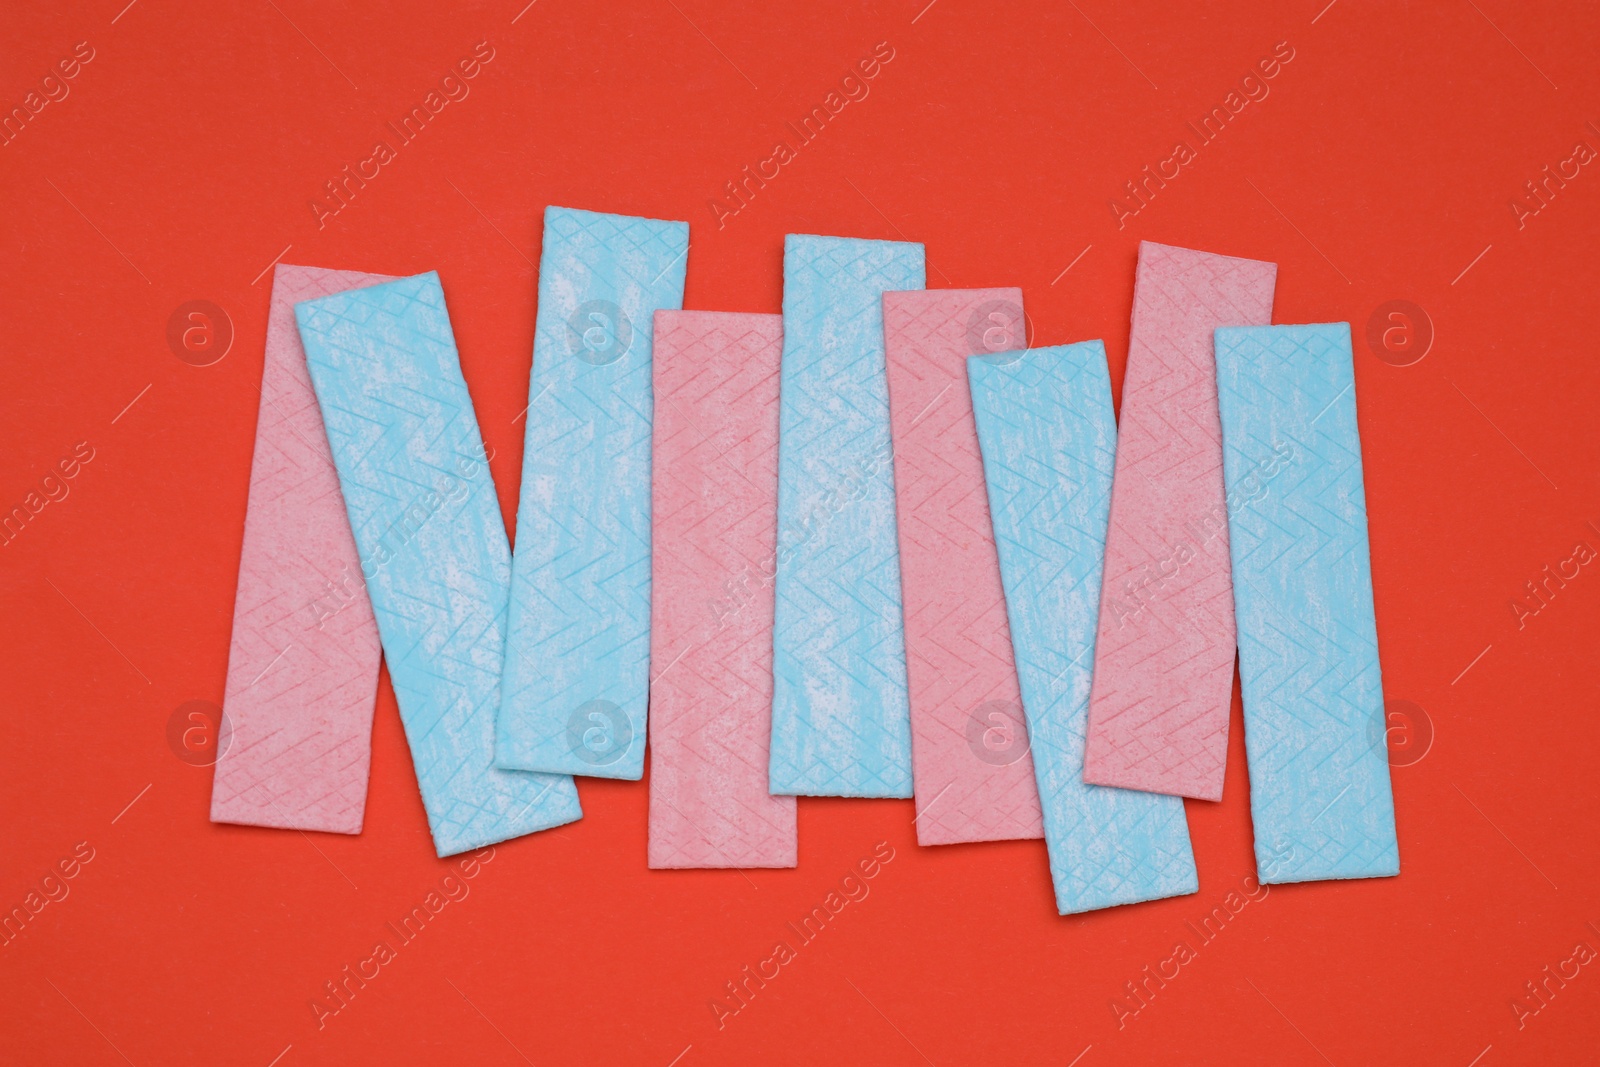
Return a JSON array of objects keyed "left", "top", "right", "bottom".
[{"left": 3, "top": 4, "right": 1597, "bottom": 1065}]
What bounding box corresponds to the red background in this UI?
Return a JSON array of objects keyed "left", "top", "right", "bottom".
[{"left": 3, "top": 2, "right": 1598, "bottom": 1064}]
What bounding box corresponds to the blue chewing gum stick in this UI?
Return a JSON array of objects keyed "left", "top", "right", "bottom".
[
  {"left": 1213, "top": 323, "right": 1399, "bottom": 884},
  {"left": 496, "top": 207, "right": 689, "bottom": 780},
  {"left": 769, "top": 234, "right": 923, "bottom": 797},
  {"left": 969, "top": 342, "right": 1197, "bottom": 913},
  {"left": 296, "top": 272, "right": 580, "bottom": 857}
]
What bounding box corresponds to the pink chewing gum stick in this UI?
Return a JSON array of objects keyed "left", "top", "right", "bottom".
[
  {"left": 210, "top": 265, "right": 388, "bottom": 834},
  {"left": 648, "top": 310, "right": 797, "bottom": 868},
  {"left": 1083, "top": 242, "right": 1276, "bottom": 801},
  {"left": 883, "top": 288, "right": 1044, "bottom": 844}
]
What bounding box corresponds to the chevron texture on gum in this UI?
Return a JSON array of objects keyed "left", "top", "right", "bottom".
[
  {"left": 769, "top": 234, "right": 924, "bottom": 798},
  {"left": 210, "top": 265, "right": 388, "bottom": 835},
  {"left": 970, "top": 342, "right": 1197, "bottom": 914},
  {"left": 648, "top": 311, "right": 796, "bottom": 868},
  {"left": 1214, "top": 323, "right": 1399, "bottom": 883},
  {"left": 497, "top": 207, "right": 689, "bottom": 780},
  {"left": 296, "top": 272, "right": 580, "bottom": 857},
  {"left": 1083, "top": 241, "right": 1276, "bottom": 801},
  {"left": 882, "top": 287, "right": 1044, "bottom": 844}
]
